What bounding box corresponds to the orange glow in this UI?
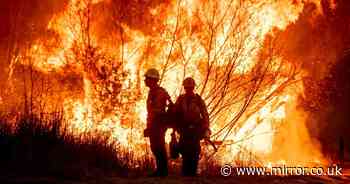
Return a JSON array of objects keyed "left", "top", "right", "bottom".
[{"left": 10, "top": 0, "right": 330, "bottom": 167}]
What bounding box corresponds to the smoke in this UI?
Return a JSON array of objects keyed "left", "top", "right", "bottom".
[
  {"left": 0, "top": 0, "right": 68, "bottom": 46},
  {"left": 0, "top": 0, "right": 68, "bottom": 83},
  {"left": 1, "top": 0, "right": 349, "bottom": 162},
  {"left": 0, "top": 0, "right": 173, "bottom": 60},
  {"left": 84, "top": 0, "right": 173, "bottom": 48},
  {"left": 0, "top": 0, "right": 173, "bottom": 107},
  {"left": 270, "top": 0, "right": 350, "bottom": 78},
  {"left": 263, "top": 0, "right": 350, "bottom": 159}
]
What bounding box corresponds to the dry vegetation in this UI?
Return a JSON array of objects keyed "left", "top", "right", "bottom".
[{"left": 0, "top": 112, "right": 156, "bottom": 179}]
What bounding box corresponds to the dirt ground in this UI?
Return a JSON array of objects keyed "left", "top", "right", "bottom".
[
  {"left": 0, "top": 176, "right": 348, "bottom": 184},
  {"left": 1, "top": 173, "right": 349, "bottom": 184},
  {"left": 1, "top": 166, "right": 349, "bottom": 184}
]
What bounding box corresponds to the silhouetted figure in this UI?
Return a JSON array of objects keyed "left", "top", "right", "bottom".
[
  {"left": 174, "top": 77, "right": 211, "bottom": 176},
  {"left": 143, "top": 68, "right": 172, "bottom": 177}
]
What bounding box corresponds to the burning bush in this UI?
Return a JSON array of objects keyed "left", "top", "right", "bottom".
[{"left": 1, "top": 0, "right": 349, "bottom": 169}]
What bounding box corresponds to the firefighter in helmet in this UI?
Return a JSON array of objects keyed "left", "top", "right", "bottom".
[
  {"left": 174, "top": 77, "right": 211, "bottom": 176},
  {"left": 143, "top": 68, "right": 173, "bottom": 177}
]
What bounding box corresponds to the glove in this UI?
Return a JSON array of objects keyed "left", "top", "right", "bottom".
[{"left": 143, "top": 128, "right": 151, "bottom": 137}]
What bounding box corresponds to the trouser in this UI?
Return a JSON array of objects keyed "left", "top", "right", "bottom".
[
  {"left": 179, "top": 129, "right": 201, "bottom": 176},
  {"left": 149, "top": 127, "right": 168, "bottom": 175}
]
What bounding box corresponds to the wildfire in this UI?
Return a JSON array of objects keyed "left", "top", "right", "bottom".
[{"left": 8, "top": 0, "right": 333, "bottom": 167}]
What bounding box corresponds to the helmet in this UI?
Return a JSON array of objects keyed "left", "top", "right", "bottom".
[
  {"left": 183, "top": 77, "right": 196, "bottom": 87},
  {"left": 145, "top": 68, "right": 160, "bottom": 79}
]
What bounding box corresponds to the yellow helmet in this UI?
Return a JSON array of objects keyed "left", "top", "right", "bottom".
[
  {"left": 145, "top": 68, "right": 160, "bottom": 79},
  {"left": 183, "top": 77, "right": 196, "bottom": 87}
]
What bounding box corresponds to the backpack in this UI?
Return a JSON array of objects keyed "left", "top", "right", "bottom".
[
  {"left": 176, "top": 94, "right": 208, "bottom": 139},
  {"left": 180, "top": 94, "right": 204, "bottom": 124}
]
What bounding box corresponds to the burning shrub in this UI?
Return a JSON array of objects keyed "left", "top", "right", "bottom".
[{"left": 2, "top": 0, "right": 349, "bottom": 170}]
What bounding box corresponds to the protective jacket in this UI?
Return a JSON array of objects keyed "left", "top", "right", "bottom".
[
  {"left": 146, "top": 86, "right": 172, "bottom": 129},
  {"left": 174, "top": 93, "right": 209, "bottom": 138}
]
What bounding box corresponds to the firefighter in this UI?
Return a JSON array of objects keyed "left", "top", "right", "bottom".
[
  {"left": 143, "top": 68, "right": 172, "bottom": 177},
  {"left": 174, "top": 77, "right": 211, "bottom": 176}
]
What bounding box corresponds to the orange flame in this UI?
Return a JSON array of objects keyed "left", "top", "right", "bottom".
[{"left": 18, "top": 0, "right": 329, "bottom": 167}]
